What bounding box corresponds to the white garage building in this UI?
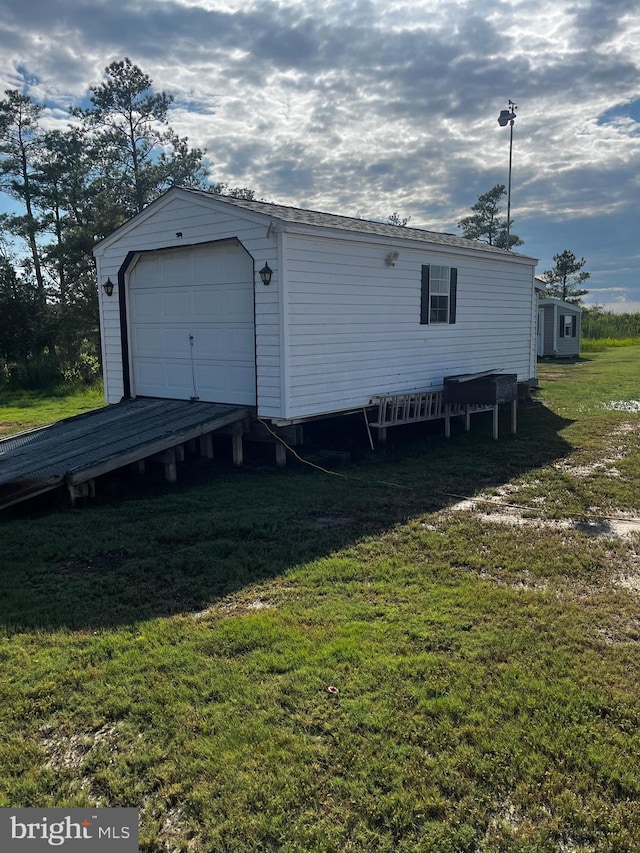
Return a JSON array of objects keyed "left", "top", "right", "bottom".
[{"left": 94, "top": 187, "right": 538, "bottom": 426}]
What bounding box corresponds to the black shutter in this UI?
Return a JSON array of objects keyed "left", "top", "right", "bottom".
[
  {"left": 449, "top": 268, "right": 457, "bottom": 324},
  {"left": 420, "top": 265, "right": 430, "bottom": 324},
  {"left": 559, "top": 315, "right": 565, "bottom": 338},
  {"left": 571, "top": 315, "right": 577, "bottom": 337}
]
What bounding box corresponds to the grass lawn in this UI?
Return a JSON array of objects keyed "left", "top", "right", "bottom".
[
  {"left": 0, "top": 384, "right": 105, "bottom": 439},
  {"left": 1, "top": 351, "right": 640, "bottom": 851}
]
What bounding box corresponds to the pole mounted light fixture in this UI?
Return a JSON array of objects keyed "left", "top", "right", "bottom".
[
  {"left": 259, "top": 263, "right": 273, "bottom": 286},
  {"left": 102, "top": 278, "right": 115, "bottom": 297},
  {"left": 497, "top": 99, "right": 517, "bottom": 250}
]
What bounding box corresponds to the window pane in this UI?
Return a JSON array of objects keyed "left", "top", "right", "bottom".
[
  {"left": 430, "top": 265, "right": 450, "bottom": 294},
  {"left": 430, "top": 294, "right": 449, "bottom": 323}
]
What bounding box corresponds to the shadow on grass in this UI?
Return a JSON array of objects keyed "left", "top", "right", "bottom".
[
  {"left": 537, "top": 355, "right": 593, "bottom": 365},
  {"left": 0, "top": 402, "right": 574, "bottom": 632}
]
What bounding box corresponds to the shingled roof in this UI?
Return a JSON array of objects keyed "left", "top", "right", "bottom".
[{"left": 186, "top": 189, "right": 531, "bottom": 258}]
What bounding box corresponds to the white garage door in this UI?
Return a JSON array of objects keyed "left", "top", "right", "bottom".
[{"left": 129, "top": 242, "right": 256, "bottom": 404}]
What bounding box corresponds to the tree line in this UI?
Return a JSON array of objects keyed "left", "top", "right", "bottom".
[{"left": 0, "top": 58, "right": 253, "bottom": 388}]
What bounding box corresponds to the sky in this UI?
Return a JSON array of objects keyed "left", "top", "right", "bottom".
[{"left": 0, "top": 0, "right": 639, "bottom": 310}]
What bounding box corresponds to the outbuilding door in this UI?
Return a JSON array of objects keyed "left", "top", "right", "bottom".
[
  {"left": 128, "top": 242, "right": 256, "bottom": 404},
  {"left": 537, "top": 308, "right": 545, "bottom": 357}
]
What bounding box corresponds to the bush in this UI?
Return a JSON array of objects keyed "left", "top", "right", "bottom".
[
  {"left": 4, "top": 351, "right": 62, "bottom": 390},
  {"left": 1, "top": 339, "right": 101, "bottom": 391},
  {"left": 60, "top": 339, "right": 102, "bottom": 385}
]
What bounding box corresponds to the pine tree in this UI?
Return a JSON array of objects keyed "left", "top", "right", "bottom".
[
  {"left": 542, "top": 250, "right": 590, "bottom": 304},
  {"left": 458, "top": 184, "right": 523, "bottom": 249},
  {"left": 74, "top": 58, "right": 207, "bottom": 217},
  {"left": 0, "top": 91, "right": 47, "bottom": 298}
]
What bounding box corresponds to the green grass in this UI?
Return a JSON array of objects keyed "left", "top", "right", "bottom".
[
  {"left": 1, "top": 354, "right": 640, "bottom": 851},
  {"left": 582, "top": 337, "right": 640, "bottom": 352},
  {"left": 0, "top": 383, "right": 104, "bottom": 438}
]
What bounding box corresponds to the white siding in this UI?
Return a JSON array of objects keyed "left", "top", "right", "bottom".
[
  {"left": 96, "top": 190, "right": 537, "bottom": 424},
  {"left": 282, "top": 233, "right": 536, "bottom": 420},
  {"left": 95, "top": 191, "right": 281, "bottom": 416}
]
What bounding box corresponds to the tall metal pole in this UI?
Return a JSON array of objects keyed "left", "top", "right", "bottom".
[
  {"left": 506, "top": 113, "right": 514, "bottom": 250},
  {"left": 498, "top": 100, "right": 517, "bottom": 250}
]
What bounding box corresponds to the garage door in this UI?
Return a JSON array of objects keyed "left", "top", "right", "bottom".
[{"left": 129, "top": 242, "right": 256, "bottom": 404}]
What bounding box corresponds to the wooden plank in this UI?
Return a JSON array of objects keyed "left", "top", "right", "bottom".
[
  {"left": 200, "top": 433, "right": 213, "bottom": 459},
  {"left": 1, "top": 403, "right": 248, "bottom": 484},
  {"left": 0, "top": 402, "right": 249, "bottom": 513},
  {"left": 6, "top": 399, "right": 219, "bottom": 458},
  {"left": 232, "top": 432, "right": 244, "bottom": 467},
  {"left": 4, "top": 398, "right": 165, "bottom": 449},
  {"left": 0, "top": 477, "right": 62, "bottom": 511},
  {"left": 67, "top": 407, "right": 249, "bottom": 485},
  {"left": 0, "top": 400, "right": 170, "bottom": 470},
  {"left": 157, "top": 448, "right": 177, "bottom": 483},
  {"left": 0, "top": 422, "right": 54, "bottom": 453},
  {"left": 275, "top": 442, "right": 287, "bottom": 467},
  {"left": 67, "top": 479, "right": 95, "bottom": 506}
]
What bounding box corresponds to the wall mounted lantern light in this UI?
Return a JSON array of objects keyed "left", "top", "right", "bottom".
[
  {"left": 259, "top": 263, "right": 273, "bottom": 286},
  {"left": 385, "top": 251, "right": 399, "bottom": 267},
  {"left": 102, "top": 278, "right": 115, "bottom": 297}
]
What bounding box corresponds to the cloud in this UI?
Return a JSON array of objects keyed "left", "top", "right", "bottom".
[
  {"left": 570, "top": 0, "right": 639, "bottom": 45},
  {"left": 0, "top": 0, "right": 639, "bottom": 304}
]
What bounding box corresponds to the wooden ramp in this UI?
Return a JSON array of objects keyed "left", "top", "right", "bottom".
[{"left": 0, "top": 398, "right": 250, "bottom": 510}]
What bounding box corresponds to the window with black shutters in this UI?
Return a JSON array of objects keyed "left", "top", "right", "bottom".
[
  {"left": 420, "top": 265, "right": 457, "bottom": 324},
  {"left": 560, "top": 314, "right": 577, "bottom": 338}
]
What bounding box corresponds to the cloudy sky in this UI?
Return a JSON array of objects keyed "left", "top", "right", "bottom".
[{"left": 1, "top": 0, "right": 639, "bottom": 309}]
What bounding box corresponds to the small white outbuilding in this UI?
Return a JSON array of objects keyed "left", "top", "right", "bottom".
[
  {"left": 537, "top": 297, "right": 582, "bottom": 358},
  {"left": 94, "top": 188, "right": 539, "bottom": 425}
]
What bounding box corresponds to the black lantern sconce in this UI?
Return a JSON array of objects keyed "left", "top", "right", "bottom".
[
  {"left": 102, "top": 278, "right": 115, "bottom": 297},
  {"left": 259, "top": 263, "right": 273, "bottom": 286}
]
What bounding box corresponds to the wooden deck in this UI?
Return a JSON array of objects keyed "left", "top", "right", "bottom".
[{"left": 0, "top": 398, "right": 250, "bottom": 510}]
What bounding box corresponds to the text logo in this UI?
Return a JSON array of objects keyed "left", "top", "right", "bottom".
[{"left": 1, "top": 809, "right": 138, "bottom": 851}]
